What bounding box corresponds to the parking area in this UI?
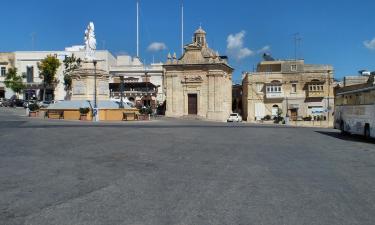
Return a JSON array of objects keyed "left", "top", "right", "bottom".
[{"left": 0, "top": 107, "right": 375, "bottom": 225}]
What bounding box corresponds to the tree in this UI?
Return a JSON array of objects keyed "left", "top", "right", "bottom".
[
  {"left": 63, "top": 54, "right": 81, "bottom": 98},
  {"left": 274, "top": 107, "right": 284, "bottom": 124},
  {"left": 38, "top": 55, "right": 61, "bottom": 101},
  {"left": 4, "top": 68, "right": 25, "bottom": 99}
]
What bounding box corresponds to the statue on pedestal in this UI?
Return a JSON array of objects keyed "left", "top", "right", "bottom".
[
  {"left": 84, "top": 22, "right": 97, "bottom": 61},
  {"left": 70, "top": 22, "right": 109, "bottom": 102}
]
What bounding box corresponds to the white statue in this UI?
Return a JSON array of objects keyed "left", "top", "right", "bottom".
[{"left": 84, "top": 22, "right": 96, "bottom": 61}]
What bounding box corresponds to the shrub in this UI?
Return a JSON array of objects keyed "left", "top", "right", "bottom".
[
  {"left": 263, "top": 115, "right": 271, "bottom": 121},
  {"left": 79, "top": 107, "right": 90, "bottom": 115},
  {"left": 28, "top": 103, "right": 40, "bottom": 112},
  {"left": 303, "top": 116, "right": 312, "bottom": 121},
  {"left": 274, "top": 116, "right": 284, "bottom": 124},
  {"left": 139, "top": 106, "right": 153, "bottom": 115}
]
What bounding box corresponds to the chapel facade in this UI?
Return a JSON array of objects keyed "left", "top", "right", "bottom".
[{"left": 163, "top": 27, "right": 234, "bottom": 121}]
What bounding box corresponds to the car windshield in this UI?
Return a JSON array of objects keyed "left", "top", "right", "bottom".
[{"left": 230, "top": 114, "right": 237, "bottom": 116}]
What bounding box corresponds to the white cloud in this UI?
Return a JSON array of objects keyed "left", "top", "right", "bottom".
[
  {"left": 147, "top": 42, "right": 167, "bottom": 52},
  {"left": 257, "top": 45, "right": 271, "bottom": 54},
  {"left": 364, "top": 38, "right": 375, "bottom": 50},
  {"left": 226, "top": 31, "right": 254, "bottom": 60}
]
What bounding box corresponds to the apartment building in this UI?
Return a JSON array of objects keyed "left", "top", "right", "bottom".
[{"left": 242, "top": 57, "right": 334, "bottom": 121}]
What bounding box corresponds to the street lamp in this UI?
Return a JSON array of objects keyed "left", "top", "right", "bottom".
[
  {"left": 93, "top": 60, "right": 98, "bottom": 121},
  {"left": 119, "top": 76, "right": 124, "bottom": 109}
]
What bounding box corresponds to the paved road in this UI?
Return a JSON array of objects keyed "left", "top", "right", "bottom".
[{"left": 1, "top": 107, "right": 375, "bottom": 225}]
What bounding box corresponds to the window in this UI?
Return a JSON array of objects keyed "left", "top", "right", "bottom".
[
  {"left": 291, "top": 83, "right": 297, "bottom": 93},
  {"left": 256, "top": 83, "right": 263, "bottom": 93},
  {"left": 309, "top": 84, "right": 324, "bottom": 92},
  {"left": 291, "top": 64, "right": 297, "bottom": 71},
  {"left": 26, "top": 66, "right": 34, "bottom": 83},
  {"left": 267, "top": 85, "right": 282, "bottom": 93},
  {"left": 1, "top": 67, "right": 6, "bottom": 76}
]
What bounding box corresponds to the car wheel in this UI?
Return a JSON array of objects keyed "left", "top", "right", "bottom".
[
  {"left": 340, "top": 121, "right": 347, "bottom": 135},
  {"left": 364, "top": 125, "right": 370, "bottom": 139}
]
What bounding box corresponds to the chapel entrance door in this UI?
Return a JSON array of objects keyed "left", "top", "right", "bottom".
[
  {"left": 188, "top": 94, "right": 198, "bottom": 115},
  {"left": 290, "top": 109, "right": 298, "bottom": 121}
]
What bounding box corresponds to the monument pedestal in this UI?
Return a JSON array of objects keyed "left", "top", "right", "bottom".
[{"left": 71, "top": 62, "right": 110, "bottom": 102}]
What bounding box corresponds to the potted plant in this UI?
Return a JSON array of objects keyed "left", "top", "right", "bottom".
[
  {"left": 28, "top": 103, "right": 40, "bottom": 117},
  {"left": 273, "top": 108, "right": 283, "bottom": 124},
  {"left": 79, "top": 107, "right": 90, "bottom": 120},
  {"left": 138, "top": 106, "right": 152, "bottom": 120}
]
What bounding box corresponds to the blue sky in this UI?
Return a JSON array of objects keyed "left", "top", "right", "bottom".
[{"left": 1, "top": 0, "right": 375, "bottom": 82}]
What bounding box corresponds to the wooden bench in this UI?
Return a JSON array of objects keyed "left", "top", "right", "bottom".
[
  {"left": 47, "top": 110, "right": 64, "bottom": 119},
  {"left": 123, "top": 112, "right": 137, "bottom": 121}
]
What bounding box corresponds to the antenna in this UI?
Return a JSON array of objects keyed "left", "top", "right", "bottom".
[
  {"left": 181, "top": 1, "right": 184, "bottom": 55},
  {"left": 293, "top": 33, "right": 302, "bottom": 60},
  {"left": 136, "top": 0, "right": 140, "bottom": 58}
]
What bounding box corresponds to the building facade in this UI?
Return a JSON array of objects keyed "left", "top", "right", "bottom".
[
  {"left": 242, "top": 58, "right": 334, "bottom": 121},
  {"left": 342, "top": 71, "right": 372, "bottom": 87},
  {"left": 163, "top": 27, "right": 233, "bottom": 121},
  {"left": 1, "top": 48, "right": 166, "bottom": 111},
  {"left": 8, "top": 49, "right": 115, "bottom": 101},
  {"left": 0, "top": 53, "right": 15, "bottom": 98},
  {"left": 109, "top": 55, "right": 164, "bottom": 110}
]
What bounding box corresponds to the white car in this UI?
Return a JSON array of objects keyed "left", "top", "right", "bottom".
[{"left": 227, "top": 113, "right": 243, "bottom": 122}]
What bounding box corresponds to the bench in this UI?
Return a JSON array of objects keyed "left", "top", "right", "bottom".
[
  {"left": 123, "top": 112, "right": 137, "bottom": 121},
  {"left": 47, "top": 110, "right": 64, "bottom": 119}
]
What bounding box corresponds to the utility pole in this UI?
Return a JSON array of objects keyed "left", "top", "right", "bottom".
[
  {"left": 31, "top": 32, "right": 36, "bottom": 50},
  {"left": 293, "top": 33, "right": 302, "bottom": 60},
  {"left": 93, "top": 60, "right": 98, "bottom": 121},
  {"left": 327, "top": 67, "right": 331, "bottom": 127},
  {"left": 102, "top": 40, "right": 106, "bottom": 50},
  {"left": 136, "top": 0, "right": 140, "bottom": 58},
  {"left": 181, "top": 0, "right": 184, "bottom": 55},
  {"left": 120, "top": 76, "right": 124, "bottom": 108}
]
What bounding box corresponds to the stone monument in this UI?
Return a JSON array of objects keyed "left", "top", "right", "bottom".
[{"left": 71, "top": 22, "right": 110, "bottom": 102}]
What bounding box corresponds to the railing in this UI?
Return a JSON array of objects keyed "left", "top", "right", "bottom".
[
  {"left": 111, "top": 91, "right": 156, "bottom": 97},
  {"left": 307, "top": 91, "right": 325, "bottom": 98},
  {"left": 265, "top": 92, "right": 284, "bottom": 99}
]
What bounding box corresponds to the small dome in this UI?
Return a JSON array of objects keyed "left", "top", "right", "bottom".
[{"left": 194, "top": 26, "right": 206, "bottom": 34}]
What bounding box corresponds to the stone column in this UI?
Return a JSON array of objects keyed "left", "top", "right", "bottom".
[
  {"left": 165, "top": 75, "right": 174, "bottom": 116},
  {"left": 207, "top": 74, "right": 215, "bottom": 112}
]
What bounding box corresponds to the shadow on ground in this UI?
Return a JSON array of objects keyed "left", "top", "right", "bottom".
[{"left": 316, "top": 131, "right": 375, "bottom": 144}]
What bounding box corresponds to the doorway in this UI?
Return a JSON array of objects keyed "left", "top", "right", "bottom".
[
  {"left": 188, "top": 94, "right": 198, "bottom": 115},
  {"left": 290, "top": 108, "right": 298, "bottom": 121}
]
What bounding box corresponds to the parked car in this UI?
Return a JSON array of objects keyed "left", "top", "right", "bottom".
[
  {"left": 39, "top": 100, "right": 57, "bottom": 108},
  {"left": 0, "top": 98, "right": 4, "bottom": 107},
  {"left": 1, "top": 99, "right": 10, "bottom": 107},
  {"left": 13, "top": 99, "right": 25, "bottom": 107},
  {"left": 227, "top": 113, "right": 243, "bottom": 122},
  {"left": 23, "top": 100, "right": 38, "bottom": 108},
  {"left": 2, "top": 99, "right": 16, "bottom": 107}
]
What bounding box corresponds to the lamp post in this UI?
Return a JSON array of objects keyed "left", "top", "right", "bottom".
[
  {"left": 285, "top": 95, "right": 290, "bottom": 125},
  {"left": 119, "top": 76, "right": 124, "bottom": 108},
  {"left": 93, "top": 60, "right": 99, "bottom": 122}
]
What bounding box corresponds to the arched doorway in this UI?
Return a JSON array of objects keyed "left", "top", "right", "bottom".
[{"left": 272, "top": 105, "right": 279, "bottom": 118}]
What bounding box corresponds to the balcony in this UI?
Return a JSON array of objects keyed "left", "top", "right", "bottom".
[
  {"left": 307, "top": 90, "right": 325, "bottom": 98},
  {"left": 307, "top": 83, "right": 325, "bottom": 98},
  {"left": 110, "top": 91, "right": 156, "bottom": 98},
  {"left": 265, "top": 84, "right": 283, "bottom": 99},
  {"left": 266, "top": 92, "right": 284, "bottom": 99}
]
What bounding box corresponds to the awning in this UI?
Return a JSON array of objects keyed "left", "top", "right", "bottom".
[{"left": 311, "top": 107, "right": 324, "bottom": 114}]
